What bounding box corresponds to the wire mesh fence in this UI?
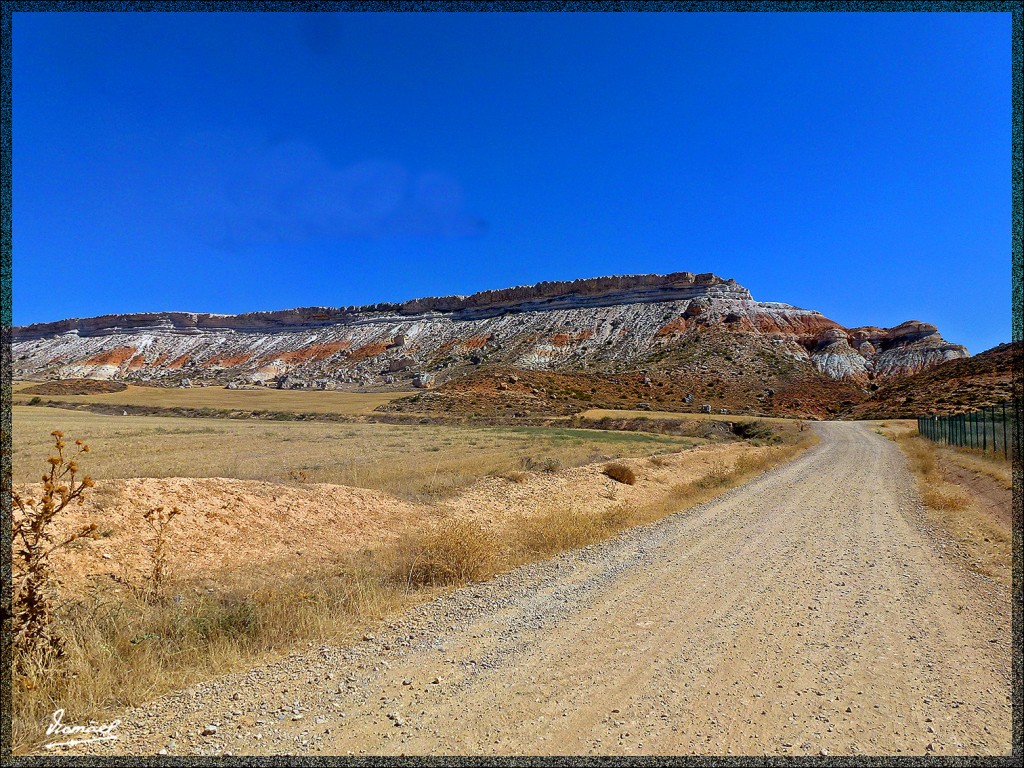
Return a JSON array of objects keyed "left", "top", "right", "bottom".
[{"left": 917, "top": 402, "right": 1015, "bottom": 460}]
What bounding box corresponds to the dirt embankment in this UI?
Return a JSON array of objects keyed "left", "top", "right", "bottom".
[
  {"left": 17, "top": 440, "right": 771, "bottom": 597},
  {"left": 934, "top": 455, "right": 1011, "bottom": 527}
]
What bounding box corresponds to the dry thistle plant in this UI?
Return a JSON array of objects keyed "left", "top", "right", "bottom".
[
  {"left": 142, "top": 505, "right": 181, "bottom": 601},
  {"left": 11, "top": 431, "right": 98, "bottom": 667}
]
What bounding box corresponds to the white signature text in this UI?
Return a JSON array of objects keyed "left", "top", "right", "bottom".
[{"left": 44, "top": 708, "right": 121, "bottom": 749}]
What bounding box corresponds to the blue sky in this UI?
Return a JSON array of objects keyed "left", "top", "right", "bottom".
[{"left": 13, "top": 11, "right": 1011, "bottom": 353}]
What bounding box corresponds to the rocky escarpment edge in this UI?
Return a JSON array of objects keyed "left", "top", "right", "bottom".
[{"left": 13, "top": 272, "right": 750, "bottom": 340}]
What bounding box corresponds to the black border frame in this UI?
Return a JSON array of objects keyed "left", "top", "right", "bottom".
[{"left": 0, "top": 2, "right": 1020, "bottom": 764}]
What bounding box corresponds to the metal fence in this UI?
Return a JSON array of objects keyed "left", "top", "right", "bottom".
[{"left": 917, "top": 402, "right": 1015, "bottom": 460}]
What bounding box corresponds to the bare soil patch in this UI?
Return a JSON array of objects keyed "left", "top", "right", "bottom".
[
  {"left": 936, "top": 456, "right": 1011, "bottom": 527},
  {"left": 27, "top": 477, "right": 431, "bottom": 595}
]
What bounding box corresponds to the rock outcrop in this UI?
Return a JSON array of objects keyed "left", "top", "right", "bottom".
[
  {"left": 847, "top": 341, "right": 1018, "bottom": 418},
  {"left": 12, "top": 272, "right": 968, "bottom": 390}
]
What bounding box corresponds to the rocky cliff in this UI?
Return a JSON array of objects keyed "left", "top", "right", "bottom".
[
  {"left": 847, "top": 341, "right": 1018, "bottom": 419},
  {"left": 12, "top": 272, "right": 968, "bottom": 392}
]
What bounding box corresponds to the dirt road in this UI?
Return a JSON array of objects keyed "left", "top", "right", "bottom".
[{"left": 73, "top": 422, "right": 1011, "bottom": 756}]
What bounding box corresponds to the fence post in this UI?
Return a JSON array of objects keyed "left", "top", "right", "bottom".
[
  {"left": 992, "top": 404, "right": 997, "bottom": 455},
  {"left": 983, "top": 407, "right": 987, "bottom": 451},
  {"left": 1002, "top": 402, "right": 1008, "bottom": 460},
  {"left": 993, "top": 404, "right": 997, "bottom": 455}
]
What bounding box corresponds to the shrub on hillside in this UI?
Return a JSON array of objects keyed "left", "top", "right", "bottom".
[{"left": 603, "top": 462, "right": 637, "bottom": 485}]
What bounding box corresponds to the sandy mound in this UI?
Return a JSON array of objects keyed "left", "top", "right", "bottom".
[
  {"left": 14, "top": 477, "right": 431, "bottom": 593},
  {"left": 13, "top": 440, "right": 773, "bottom": 597}
]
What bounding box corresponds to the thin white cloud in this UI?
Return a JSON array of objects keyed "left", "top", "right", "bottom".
[{"left": 177, "top": 134, "right": 487, "bottom": 248}]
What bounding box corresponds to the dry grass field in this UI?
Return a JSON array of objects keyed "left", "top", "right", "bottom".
[
  {"left": 12, "top": 380, "right": 405, "bottom": 416},
  {"left": 874, "top": 419, "right": 1011, "bottom": 584},
  {"left": 12, "top": 406, "right": 704, "bottom": 501}
]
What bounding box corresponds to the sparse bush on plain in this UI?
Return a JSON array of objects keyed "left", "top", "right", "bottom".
[
  {"left": 891, "top": 429, "right": 1009, "bottom": 585},
  {"left": 598, "top": 503, "right": 635, "bottom": 530},
  {"left": 391, "top": 517, "right": 499, "bottom": 588},
  {"left": 519, "top": 456, "right": 563, "bottom": 473},
  {"left": 898, "top": 434, "right": 972, "bottom": 513},
  {"left": 13, "top": 408, "right": 700, "bottom": 502},
  {"left": 603, "top": 462, "right": 637, "bottom": 485},
  {"left": 692, "top": 459, "right": 730, "bottom": 489},
  {"left": 921, "top": 486, "right": 970, "bottom": 512}
]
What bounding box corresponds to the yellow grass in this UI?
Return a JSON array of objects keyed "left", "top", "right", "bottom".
[
  {"left": 11, "top": 556, "right": 415, "bottom": 753},
  {"left": 933, "top": 445, "right": 1012, "bottom": 490},
  {"left": 892, "top": 431, "right": 1010, "bottom": 584},
  {"left": 12, "top": 380, "right": 405, "bottom": 415},
  {"left": 12, "top": 407, "right": 704, "bottom": 501},
  {"left": 871, "top": 418, "right": 1012, "bottom": 489}
]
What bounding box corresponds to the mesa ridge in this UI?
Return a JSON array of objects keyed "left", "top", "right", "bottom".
[{"left": 12, "top": 272, "right": 968, "bottom": 417}]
